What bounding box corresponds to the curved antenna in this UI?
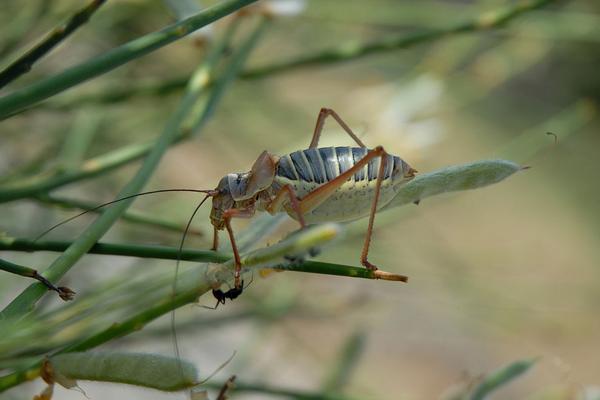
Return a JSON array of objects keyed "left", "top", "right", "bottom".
[
  {"left": 171, "top": 193, "right": 213, "bottom": 379},
  {"left": 33, "top": 189, "right": 217, "bottom": 242}
]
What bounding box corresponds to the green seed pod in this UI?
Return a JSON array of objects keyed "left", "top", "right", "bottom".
[
  {"left": 49, "top": 352, "right": 198, "bottom": 392},
  {"left": 385, "top": 159, "right": 523, "bottom": 210}
]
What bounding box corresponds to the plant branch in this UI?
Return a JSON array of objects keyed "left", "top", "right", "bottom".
[
  {"left": 0, "top": 0, "right": 108, "bottom": 89},
  {"left": 0, "top": 28, "right": 246, "bottom": 319},
  {"left": 0, "top": 224, "right": 394, "bottom": 392},
  {"left": 0, "top": 16, "right": 265, "bottom": 204},
  {"left": 204, "top": 380, "right": 362, "bottom": 400},
  {"left": 48, "top": 0, "right": 559, "bottom": 107},
  {"left": 0, "top": 0, "right": 258, "bottom": 119},
  {"left": 321, "top": 330, "right": 366, "bottom": 395},
  {"left": 243, "top": 0, "right": 558, "bottom": 78},
  {"left": 0, "top": 258, "right": 75, "bottom": 301},
  {"left": 0, "top": 225, "right": 406, "bottom": 282}
]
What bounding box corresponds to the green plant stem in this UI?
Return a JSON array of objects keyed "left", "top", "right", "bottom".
[
  {"left": 50, "top": 0, "right": 559, "bottom": 107},
  {"left": 0, "top": 16, "right": 263, "bottom": 204},
  {"left": 0, "top": 268, "right": 212, "bottom": 392},
  {"left": 0, "top": 0, "right": 258, "bottom": 119},
  {"left": 0, "top": 0, "right": 107, "bottom": 89},
  {"left": 0, "top": 38, "right": 231, "bottom": 320},
  {"left": 0, "top": 1, "right": 54, "bottom": 59},
  {"left": 34, "top": 194, "right": 204, "bottom": 237},
  {"left": 0, "top": 224, "right": 393, "bottom": 392},
  {"left": 243, "top": 0, "right": 558, "bottom": 77},
  {"left": 0, "top": 258, "right": 74, "bottom": 300},
  {"left": 57, "top": 109, "right": 103, "bottom": 172},
  {"left": 0, "top": 236, "right": 402, "bottom": 282},
  {"left": 322, "top": 330, "right": 366, "bottom": 394},
  {"left": 469, "top": 359, "right": 537, "bottom": 400},
  {"left": 184, "top": 16, "right": 269, "bottom": 135}
]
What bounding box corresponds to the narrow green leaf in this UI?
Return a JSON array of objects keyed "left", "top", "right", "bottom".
[
  {"left": 469, "top": 358, "right": 537, "bottom": 400},
  {"left": 0, "top": 37, "right": 228, "bottom": 319},
  {"left": 0, "top": 0, "right": 258, "bottom": 119}
]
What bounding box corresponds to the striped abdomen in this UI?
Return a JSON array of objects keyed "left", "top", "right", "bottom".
[
  {"left": 277, "top": 147, "right": 409, "bottom": 184},
  {"left": 273, "top": 147, "right": 415, "bottom": 223}
]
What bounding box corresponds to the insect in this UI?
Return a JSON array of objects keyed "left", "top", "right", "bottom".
[
  {"left": 204, "top": 107, "right": 417, "bottom": 289},
  {"left": 34, "top": 108, "right": 417, "bottom": 301},
  {"left": 203, "top": 280, "right": 245, "bottom": 309}
]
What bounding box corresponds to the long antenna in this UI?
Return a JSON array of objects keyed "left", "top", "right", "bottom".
[
  {"left": 171, "top": 193, "right": 213, "bottom": 380},
  {"left": 34, "top": 189, "right": 217, "bottom": 242}
]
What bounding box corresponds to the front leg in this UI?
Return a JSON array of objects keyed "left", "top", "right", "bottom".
[{"left": 222, "top": 207, "right": 256, "bottom": 288}]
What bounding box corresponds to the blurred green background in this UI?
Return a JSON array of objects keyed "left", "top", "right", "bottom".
[{"left": 1, "top": 0, "right": 599, "bottom": 399}]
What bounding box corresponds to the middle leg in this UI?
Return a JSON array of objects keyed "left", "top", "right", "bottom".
[{"left": 265, "top": 184, "right": 306, "bottom": 227}]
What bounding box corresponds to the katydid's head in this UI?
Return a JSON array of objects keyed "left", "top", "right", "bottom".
[{"left": 210, "top": 151, "right": 278, "bottom": 229}]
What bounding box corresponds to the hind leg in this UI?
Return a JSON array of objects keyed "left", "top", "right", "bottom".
[{"left": 309, "top": 107, "right": 366, "bottom": 148}]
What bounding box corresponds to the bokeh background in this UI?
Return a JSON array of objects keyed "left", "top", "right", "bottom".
[{"left": 1, "top": 0, "right": 599, "bottom": 399}]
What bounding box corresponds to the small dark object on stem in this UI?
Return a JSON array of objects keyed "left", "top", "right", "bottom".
[
  {"left": 32, "top": 271, "right": 76, "bottom": 301},
  {"left": 0, "top": 258, "right": 76, "bottom": 301},
  {"left": 216, "top": 375, "right": 237, "bottom": 400},
  {"left": 206, "top": 280, "right": 245, "bottom": 309},
  {"left": 546, "top": 131, "right": 558, "bottom": 144},
  {"left": 283, "top": 254, "right": 305, "bottom": 266},
  {"left": 308, "top": 247, "right": 320, "bottom": 257}
]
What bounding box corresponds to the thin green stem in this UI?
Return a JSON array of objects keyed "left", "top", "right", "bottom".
[
  {"left": 56, "top": 109, "right": 103, "bottom": 172},
  {"left": 245, "top": 0, "right": 558, "bottom": 77},
  {"left": 0, "top": 0, "right": 258, "bottom": 119},
  {"left": 0, "top": 1, "right": 54, "bottom": 59},
  {"left": 0, "top": 268, "right": 212, "bottom": 392},
  {"left": 0, "top": 258, "right": 75, "bottom": 301},
  {"left": 321, "top": 330, "right": 366, "bottom": 395},
  {"left": 204, "top": 380, "right": 362, "bottom": 400},
  {"left": 0, "top": 224, "right": 395, "bottom": 392},
  {"left": 0, "top": 36, "right": 231, "bottom": 320},
  {"left": 0, "top": 235, "right": 401, "bottom": 282},
  {"left": 48, "top": 0, "right": 559, "bottom": 107},
  {"left": 470, "top": 359, "right": 537, "bottom": 400},
  {"left": 0, "top": 16, "right": 261, "bottom": 204},
  {"left": 0, "top": 0, "right": 107, "bottom": 89}
]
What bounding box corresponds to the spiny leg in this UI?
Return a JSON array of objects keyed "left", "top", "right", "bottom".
[
  {"left": 310, "top": 107, "right": 367, "bottom": 149},
  {"left": 294, "top": 146, "right": 408, "bottom": 280},
  {"left": 265, "top": 184, "right": 306, "bottom": 227},
  {"left": 222, "top": 207, "right": 256, "bottom": 288}
]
